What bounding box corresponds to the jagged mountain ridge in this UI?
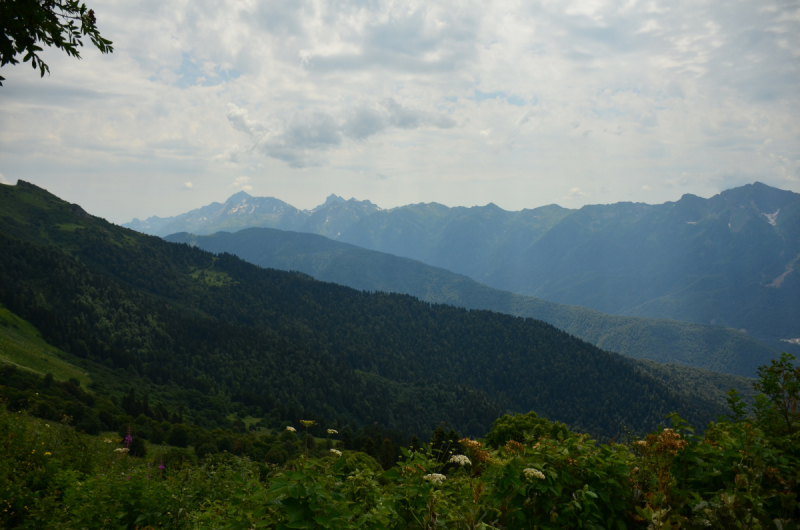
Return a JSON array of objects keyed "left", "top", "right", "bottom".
[
  {"left": 125, "top": 192, "right": 380, "bottom": 239},
  {"left": 127, "top": 182, "right": 800, "bottom": 341}
]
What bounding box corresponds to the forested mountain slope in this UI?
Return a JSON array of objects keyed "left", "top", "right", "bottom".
[
  {"left": 1, "top": 181, "right": 725, "bottom": 438},
  {"left": 132, "top": 183, "right": 800, "bottom": 341},
  {"left": 166, "top": 228, "right": 776, "bottom": 377}
]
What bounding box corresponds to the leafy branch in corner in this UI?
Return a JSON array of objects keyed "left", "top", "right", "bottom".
[{"left": 0, "top": 0, "right": 113, "bottom": 86}]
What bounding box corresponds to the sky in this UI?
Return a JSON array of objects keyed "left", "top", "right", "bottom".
[{"left": 0, "top": 0, "right": 798, "bottom": 224}]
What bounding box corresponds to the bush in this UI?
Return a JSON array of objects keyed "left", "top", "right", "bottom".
[
  {"left": 167, "top": 424, "right": 189, "bottom": 448},
  {"left": 129, "top": 436, "right": 146, "bottom": 458}
]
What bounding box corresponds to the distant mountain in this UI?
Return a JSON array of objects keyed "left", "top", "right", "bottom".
[
  {"left": 336, "top": 183, "right": 800, "bottom": 341},
  {"left": 2, "top": 180, "right": 731, "bottom": 438},
  {"left": 124, "top": 192, "right": 380, "bottom": 238},
  {"left": 166, "top": 228, "right": 778, "bottom": 378},
  {"left": 133, "top": 182, "right": 800, "bottom": 342}
]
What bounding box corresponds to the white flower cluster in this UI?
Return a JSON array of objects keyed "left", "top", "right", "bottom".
[
  {"left": 330, "top": 449, "right": 342, "bottom": 456},
  {"left": 449, "top": 454, "right": 471, "bottom": 466},
  {"left": 285, "top": 426, "right": 296, "bottom": 433},
  {"left": 523, "top": 468, "right": 545, "bottom": 481},
  {"left": 327, "top": 429, "right": 338, "bottom": 435},
  {"left": 423, "top": 473, "right": 446, "bottom": 483},
  {"left": 114, "top": 448, "right": 129, "bottom": 453}
]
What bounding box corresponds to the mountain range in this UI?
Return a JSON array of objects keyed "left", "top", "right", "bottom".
[
  {"left": 0, "top": 180, "right": 753, "bottom": 438},
  {"left": 126, "top": 182, "right": 800, "bottom": 343},
  {"left": 166, "top": 227, "right": 776, "bottom": 378}
]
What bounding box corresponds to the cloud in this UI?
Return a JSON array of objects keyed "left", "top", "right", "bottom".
[
  {"left": 0, "top": 0, "right": 798, "bottom": 223},
  {"left": 230, "top": 176, "right": 253, "bottom": 192},
  {"left": 183, "top": 181, "right": 194, "bottom": 190},
  {"left": 225, "top": 99, "right": 457, "bottom": 168},
  {"left": 563, "top": 187, "right": 588, "bottom": 200},
  {"left": 0, "top": 173, "right": 9, "bottom": 185},
  {"left": 302, "top": 5, "right": 479, "bottom": 74},
  {"left": 213, "top": 144, "right": 245, "bottom": 165}
]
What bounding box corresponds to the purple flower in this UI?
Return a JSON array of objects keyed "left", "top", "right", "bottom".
[
  {"left": 124, "top": 425, "right": 133, "bottom": 448},
  {"left": 158, "top": 458, "right": 165, "bottom": 471}
]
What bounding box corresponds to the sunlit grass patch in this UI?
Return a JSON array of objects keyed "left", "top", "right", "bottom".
[{"left": 0, "top": 304, "right": 90, "bottom": 385}]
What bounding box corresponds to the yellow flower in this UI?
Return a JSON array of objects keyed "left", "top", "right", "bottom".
[{"left": 45, "top": 452, "right": 52, "bottom": 456}]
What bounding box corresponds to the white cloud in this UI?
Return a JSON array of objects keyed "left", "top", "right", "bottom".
[
  {"left": 230, "top": 176, "right": 253, "bottom": 192},
  {"left": 183, "top": 181, "right": 194, "bottom": 190},
  {"left": 0, "top": 173, "right": 9, "bottom": 185},
  {"left": 0, "top": 0, "right": 797, "bottom": 222},
  {"left": 564, "top": 187, "right": 588, "bottom": 199}
]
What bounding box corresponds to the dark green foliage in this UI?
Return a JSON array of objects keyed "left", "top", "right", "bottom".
[
  {"left": 167, "top": 424, "right": 189, "bottom": 448},
  {"left": 752, "top": 352, "right": 800, "bottom": 439},
  {"left": 0, "top": 181, "right": 727, "bottom": 439},
  {"left": 380, "top": 438, "right": 395, "bottom": 470},
  {"left": 485, "top": 411, "right": 571, "bottom": 448},
  {"left": 128, "top": 436, "right": 146, "bottom": 458},
  {"left": 339, "top": 450, "right": 383, "bottom": 476},
  {"left": 1, "top": 356, "right": 799, "bottom": 529}
]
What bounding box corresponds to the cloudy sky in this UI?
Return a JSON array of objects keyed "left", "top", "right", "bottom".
[{"left": 1, "top": 0, "right": 798, "bottom": 224}]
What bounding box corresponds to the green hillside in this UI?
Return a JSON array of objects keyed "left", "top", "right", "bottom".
[
  {"left": 0, "top": 180, "right": 728, "bottom": 439},
  {"left": 0, "top": 303, "right": 90, "bottom": 385},
  {"left": 167, "top": 227, "right": 778, "bottom": 377}
]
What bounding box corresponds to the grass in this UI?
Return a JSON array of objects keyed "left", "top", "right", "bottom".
[
  {"left": 0, "top": 304, "right": 91, "bottom": 386},
  {"left": 190, "top": 267, "right": 236, "bottom": 287}
]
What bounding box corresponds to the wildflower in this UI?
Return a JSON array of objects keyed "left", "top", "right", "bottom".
[
  {"left": 300, "top": 420, "right": 316, "bottom": 428},
  {"left": 45, "top": 452, "right": 51, "bottom": 456},
  {"left": 285, "top": 426, "right": 296, "bottom": 433},
  {"left": 158, "top": 459, "right": 165, "bottom": 471},
  {"left": 330, "top": 449, "right": 342, "bottom": 456},
  {"left": 504, "top": 440, "right": 525, "bottom": 454},
  {"left": 124, "top": 426, "right": 133, "bottom": 448},
  {"left": 459, "top": 438, "right": 483, "bottom": 450},
  {"left": 327, "top": 429, "right": 338, "bottom": 435},
  {"left": 523, "top": 468, "right": 546, "bottom": 481},
  {"left": 114, "top": 448, "right": 129, "bottom": 453},
  {"left": 449, "top": 454, "right": 471, "bottom": 466},
  {"left": 103, "top": 438, "right": 113, "bottom": 444},
  {"left": 423, "top": 473, "right": 446, "bottom": 483}
]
